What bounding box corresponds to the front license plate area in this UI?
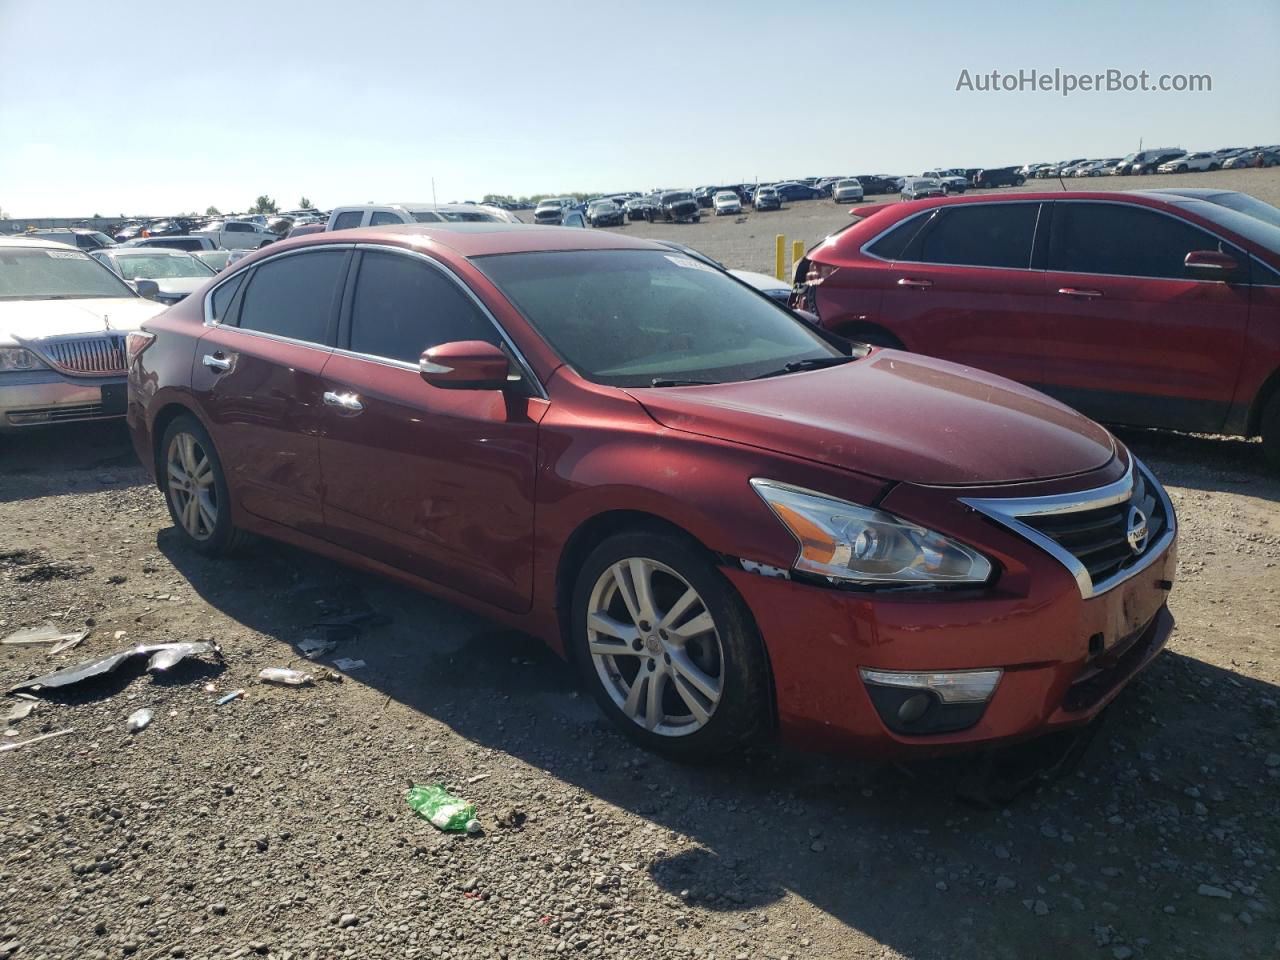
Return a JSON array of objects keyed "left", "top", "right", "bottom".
[{"left": 100, "top": 383, "right": 127, "bottom": 416}]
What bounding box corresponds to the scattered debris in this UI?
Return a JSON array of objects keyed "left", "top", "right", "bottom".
[
  {"left": 332, "top": 658, "right": 366, "bottom": 672},
  {"left": 215, "top": 689, "right": 245, "bottom": 706},
  {"left": 8, "top": 641, "right": 222, "bottom": 694},
  {"left": 2, "top": 624, "right": 87, "bottom": 647},
  {"left": 313, "top": 607, "right": 390, "bottom": 629},
  {"left": 258, "top": 667, "right": 312, "bottom": 687},
  {"left": 314, "top": 667, "right": 343, "bottom": 683},
  {"left": 50, "top": 630, "right": 90, "bottom": 654},
  {"left": 0, "top": 727, "right": 75, "bottom": 753},
  {"left": 297, "top": 636, "right": 337, "bottom": 659},
  {"left": 496, "top": 807, "right": 527, "bottom": 830},
  {"left": 406, "top": 783, "right": 478, "bottom": 832},
  {"left": 4, "top": 702, "right": 35, "bottom": 725},
  {"left": 125, "top": 708, "right": 153, "bottom": 733}
]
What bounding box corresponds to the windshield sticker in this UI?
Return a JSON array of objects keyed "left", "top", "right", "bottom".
[
  {"left": 46, "top": 250, "right": 88, "bottom": 260},
  {"left": 664, "top": 254, "right": 716, "bottom": 273}
]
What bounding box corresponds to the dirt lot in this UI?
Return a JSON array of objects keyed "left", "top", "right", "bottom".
[
  {"left": 2, "top": 171, "right": 1279, "bottom": 959},
  {"left": 600, "top": 166, "right": 1280, "bottom": 277}
]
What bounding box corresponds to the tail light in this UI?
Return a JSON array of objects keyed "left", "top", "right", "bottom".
[
  {"left": 806, "top": 261, "right": 839, "bottom": 284},
  {"left": 125, "top": 331, "right": 155, "bottom": 364}
]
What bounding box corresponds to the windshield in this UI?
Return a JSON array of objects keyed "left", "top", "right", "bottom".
[
  {"left": 758, "top": 188, "right": 776, "bottom": 196},
  {"left": 474, "top": 249, "right": 841, "bottom": 387},
  {"left": 0, "top": 248, "right": 136, "bottom": 300},
  {"left": 114, "top": 254, "right": 215, "bottom": 281},
  {"left": 664, "top": 193, "right": 692, "bottom": 203},
  {"left": 1181, "top": 195, "right": 1280, "bottom": 242},
  {"left": 438, "top": 211, "right": 502, "bottom": 222}
]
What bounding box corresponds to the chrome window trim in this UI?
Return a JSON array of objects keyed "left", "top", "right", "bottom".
[
  {"left": 345, "top": 242, "right": 548, "bottom": 400},
  {"left": 202, "top": 243, "right": 356, "bottom": 328},
  {"left": 960, "top": 456, "right": 1176, "bottom": 600}
]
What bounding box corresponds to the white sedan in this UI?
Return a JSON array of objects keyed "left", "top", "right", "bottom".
[
  {"left": 831, "top": 179, "right": 865, "bottom": 203},
  {"left": 713, "top": 191, "right": 742, "bottom": 215}
]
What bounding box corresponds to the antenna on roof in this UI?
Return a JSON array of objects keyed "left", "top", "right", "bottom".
[{"left": 432, "top": 178, "right": 438, "bottom": 210}]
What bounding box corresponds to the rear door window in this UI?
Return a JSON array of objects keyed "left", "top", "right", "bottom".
[
  {"left": 369, "top": 211, "right": 403, "bottom": 226},
  {"left": 209, "top": 273, "right": 245, "bottom": 323},
  {"left": 331, "top": 211, "right": 364, "bottom": 230},
  {"left": 1049, "top": 202, "right": 1231, "bottom": 279},
  {"left": 233, "top": 251, "right": 346, "bottom": 344},
  {"left": 346, "top": 251, "right": 499, "bottom": 364},
  {"left": 909, "top": 203, "right": 1039, "bottom": 269}
]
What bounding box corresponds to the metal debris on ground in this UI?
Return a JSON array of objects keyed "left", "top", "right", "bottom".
[
  {"left": 7, "top": 641, "right": 223, "bottom": 694},
  {"left": 313, "top": 667, "right": 343, "bottom": 683},
  {"left": 332, "top": 658, "right": 366, "bottom": 672},
  {"left": 50, "top": 630, "right": 91, "bottom": 655},
  {"left": 4, "top": 702, "right": 35, "bottom": 725},
  {"left": 297, "top": 636, "right": 337, "bottom": 659},
  {"left": 215, "top": 689, "right": 245, "bottom": 705},
  {"left": 0, "top": 728, "right": 75, "bottom": 753},
  {"left": 2, "top": 624, "right": 88, "bottom": 647},
  {"left": 258, "top": 667, "right": 312, "bottom": 687},
  {"left": 125, "top": 708, "right": 153, "bottom": 733}
]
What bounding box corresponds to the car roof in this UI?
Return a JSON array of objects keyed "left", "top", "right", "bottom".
[
  {"left": 0, "top": 236, "right": 76, "bottom": 250},
  {"left": 267, "top": 222, "right": 668, "bottom": 258}
]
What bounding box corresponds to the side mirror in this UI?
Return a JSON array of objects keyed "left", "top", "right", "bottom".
[
  {"left": 1184, "top": 250, "right": 1240, "bottom": 282},
  {"left": 792, "top": 308, "right": 821, "bottom": 327},
  {"left": 134, "top": 279, "right": 160, "bottom": 300},
  {"left": 419, "top": 340, "right": 511, "bottom": 390}
]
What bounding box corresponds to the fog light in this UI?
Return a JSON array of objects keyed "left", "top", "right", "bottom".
[
  {"left": 897, "top": 693, "right": 931, "bottom": 724},
  {"left": 859, "top": 668, "right": 1002, "bottom": 703},
  {"left": 860, "top": 667, "right": 1003, "bottom": 736}
]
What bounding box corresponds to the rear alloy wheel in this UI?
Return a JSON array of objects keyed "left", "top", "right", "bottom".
[
  {"left": 573, "top": 531, "right": 769, "bottom": 758},
  {"left": 160, "top": 416, "right": 247, "bottom": 555}
]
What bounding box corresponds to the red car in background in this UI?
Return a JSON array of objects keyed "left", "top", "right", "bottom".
[
  {"left": 127, "top": 223, "right": 1176, "bottom": 760},
  {"left": 794, "top": 189, "right": 1280, "bottom": 465}
]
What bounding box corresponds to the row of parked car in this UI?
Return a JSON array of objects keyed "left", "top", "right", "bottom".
[{"left": 1022, "top": 145, "right": 1280, "bottom": 180}]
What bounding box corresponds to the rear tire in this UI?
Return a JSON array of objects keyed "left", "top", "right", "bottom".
[
  {"left": 159, "top": 415, "right": 249, "bottom": 556},
  {"left": 1262, "top": 394, "right": 1280, "bottom": 471},
  {"left": 571, "top": 529, "right": 771, "bottom": 759}
]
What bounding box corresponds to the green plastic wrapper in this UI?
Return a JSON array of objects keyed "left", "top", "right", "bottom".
[{"left": 406, "top": 783, "right": 477, "bottom": 832}]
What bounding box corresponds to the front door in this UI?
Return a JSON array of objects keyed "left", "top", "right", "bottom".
[
  {"left": 875, "top": 201, "right": 1046, "bottom": 384},
  {"left": 1037, "top": 200, "right": 1250, "bottom": 431},
  {"left": 193, "top": 248, "right": 350, "bottom": 535},
  {"left": 316, "top": 247, "right": 545, "bottom": 613}
]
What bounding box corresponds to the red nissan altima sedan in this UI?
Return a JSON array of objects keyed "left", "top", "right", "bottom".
[{"left": 126, "top": 223, "right": 1177, "bottom": 759}]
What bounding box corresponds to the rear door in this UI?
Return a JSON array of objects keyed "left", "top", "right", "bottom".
[
  {"left": 873, "top": 201, "right": 1047, "bottom": 384},
  {"left": 193, "top": 247, "right": 350, "bottom": 535},
  {"left": 316, "top": 246, "right": 545, "bottom": 612},
  {"left": 221, "top": 222, "right": 259, "bottom": 249},
  {"left": 1038, "top": 200, "right": 1250, "bottom": 431}
]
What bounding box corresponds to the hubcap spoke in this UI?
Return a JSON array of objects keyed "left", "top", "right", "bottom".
[
  {"left": 644, "top": 668, "right": 666, "bottom": 730},
  {"left": 672, "top": 610, "right": 715, "bottom": 639},
  {"left": 192, "top": 456, "right": 213, "bottom": 488},
  {"left": 168, "top": 433, "right": 217, "bottom": 541},
  {"left": 670, "top": 672, "right": 712, "bottom": 726},
  {"left": 658, "top": 587, "right": 699, "bottom": 632},
  {"left": 668, "top": 648, "right": 721, "bottom": 703},
  {"left": 622, "top": 672, "right": 647, "bottom": 720}
]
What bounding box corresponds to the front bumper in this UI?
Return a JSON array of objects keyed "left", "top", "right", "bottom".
[
  {"left": 726, "top": 472, "right": 1178, "bottom": 758},
  {"left": 0, "top": 370, "right": 128, "bottom": 430}
]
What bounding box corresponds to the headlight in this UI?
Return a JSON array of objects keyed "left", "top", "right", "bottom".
[
  {"left": 0, "top": 347, "right": 51, "bottom": 373},
  {"left": 750, "top": 479, "right": 992, "bottom": 586}
]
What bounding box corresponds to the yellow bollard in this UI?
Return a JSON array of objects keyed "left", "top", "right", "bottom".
[
  {"left": 775, "top": 235, "right": 785, "bottom": 281},
  {"left": 792, "top": 240, "right": 804, "bottom": 281}
]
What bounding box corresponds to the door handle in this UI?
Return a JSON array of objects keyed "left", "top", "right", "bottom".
[
  {"left": 202, "top": 353, "right": 232, "bottom": 372},
  {"left": 896, "top": 278, "right": 932, "bottom": 289},
  {"left": 323, "top": 391, "right": 364, "bottom": 414},
  {"left": 1057, "top": 287, "right": 1104, "bottom": 299}
]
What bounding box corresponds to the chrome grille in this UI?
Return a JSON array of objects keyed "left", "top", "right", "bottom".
[
  {"left": 39, "top": 335, "right": 127, "bottom": 376},
  {"left": 961, "top": 458, "right": 1176, "bottom": 599}
]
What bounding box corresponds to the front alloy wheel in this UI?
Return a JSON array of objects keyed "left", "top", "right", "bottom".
[
  {"left": 573, "top": 530, "right": 770, "bottom": 757},
  {"left": 587, "top": 557, "right": 724, "bottom": 736}
]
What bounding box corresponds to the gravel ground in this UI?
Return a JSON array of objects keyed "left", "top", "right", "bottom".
[
  {"left": 0, "top": 410, "right": 1277, "bottom": 960},
  {"left": 592, "top": 167, "right": 1280, "bottom": 276}
]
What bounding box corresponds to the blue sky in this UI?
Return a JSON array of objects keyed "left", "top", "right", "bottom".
[{"left": 1, "top": 0, "right": 1276, "bottom": 216}]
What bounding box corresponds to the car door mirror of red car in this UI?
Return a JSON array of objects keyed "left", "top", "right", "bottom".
[
  {"left": 1184, "top": 250, "right": 1241, "bottom": 282},
  {"left": 419, "top": 340, "right": 511, "bottom": 390}
]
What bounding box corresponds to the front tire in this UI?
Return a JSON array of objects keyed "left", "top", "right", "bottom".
[
  {"left": 1262, "top": 393, "right": 1280, "bottom": 471},
  {"left": 159, "top": 415, "right": 248, "bottom": 556},
  {"left": 571, "top": 530, "right": 770, "bottom": 759}
]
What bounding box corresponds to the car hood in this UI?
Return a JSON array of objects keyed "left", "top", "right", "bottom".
[
  {"left": 729, "top": 268, "right": 789, "bottom": 294},
  {"left": 627, "top": 351, "right": 1115, "bottom": 485},
  {"left": 0, "top": 297, "right": 167, "bottom": 345}
]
